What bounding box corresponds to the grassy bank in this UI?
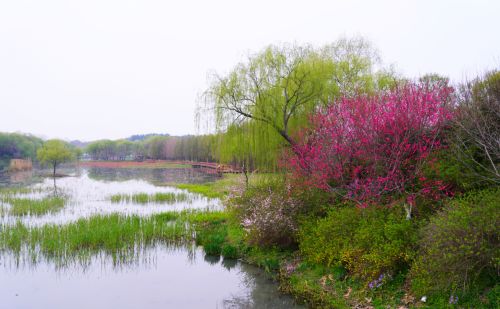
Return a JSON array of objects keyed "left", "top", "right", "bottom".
[
  {"left": 1, "top": 175, "right": 496, "bottom": 308},
  {"left": 175, "top": 176, "right": 499, "bottom": 308},
  {"left": 169, "top": 173, "right": 279, "bottom": 199},
  {"left": 0, "top": 205, "right": 495, "bottom": 307}
]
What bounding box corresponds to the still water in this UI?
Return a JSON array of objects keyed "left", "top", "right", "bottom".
[
  {"left": 0, "top": 167, "right": 304, "bottom": 309},
  {"left": 0, "top": 168, "right": 221, "bottom": 226}
]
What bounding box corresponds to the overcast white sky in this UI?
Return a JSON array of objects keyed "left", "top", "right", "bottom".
[{"left": 0, "top": 0, "right": 499, "bottom": 141}]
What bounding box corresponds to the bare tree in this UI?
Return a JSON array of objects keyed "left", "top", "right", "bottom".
[{"left": 453, "top": 71, "right": 500, "bottom": 185}]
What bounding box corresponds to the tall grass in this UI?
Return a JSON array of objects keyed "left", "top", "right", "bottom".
[
  {"left": 0, "top": 212, "right": 187, "bottom": 266},
  {"left": 0, "top": 210, "right": 238, "bottom": 266},
  {"left": 110, "top": 192, "right": 190, "bottom": 204},
  {"left": 0, "top": 187, "right": 44, "bottom": 197},
  {"left": 2, "top": 196, "right": 66, "bottom": 216}
]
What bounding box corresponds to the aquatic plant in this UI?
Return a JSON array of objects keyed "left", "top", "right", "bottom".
[
  {"left": 109, "top": 192, "right": 190, "bottom": 204},
  {"left": 2, "top": 196, "right": 66, "bottom": 216},
  {"left": 0, "top": 212, "right": 186, "bottom": 266},
  {"left": 0, "top": 187, "right": 44, "bottom": 197}
]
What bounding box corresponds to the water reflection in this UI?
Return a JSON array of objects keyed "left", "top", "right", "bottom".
[
  {"left": 0, "top": 166, "right": 304, "bottom": 308},
  {"left": 0, "top": 245, "right": 304, "bottom": 309},
  {"left": 87, "top": 167, "right": 219, "bottom": 185},
  {"left": 0, "top": 167, "right": 221, "bottom": 226}
]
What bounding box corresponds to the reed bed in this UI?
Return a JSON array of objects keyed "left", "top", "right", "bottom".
[
  {"left": 1, "top": 196, "right": 66, "bottom": 216},
  {"left": 0, "top": 212, "right": 187, "bottom": 266},
  {"left": 110, "top": 192, "right": 190, "bottom": 204}
]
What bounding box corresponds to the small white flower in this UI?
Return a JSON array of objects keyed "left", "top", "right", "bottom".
[{"left": 420, "top": 296, "right": 427, "bottom": 302}]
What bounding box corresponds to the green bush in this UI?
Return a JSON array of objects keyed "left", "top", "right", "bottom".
[
  {"left": 410, "top": 188, "right": 499, "bottom": 301},
  {"left": 221, "top": 244, "right": 238, "bottom": 259},
  {"left": 299, "top": 206, "right": 418, "bottom": 284}
]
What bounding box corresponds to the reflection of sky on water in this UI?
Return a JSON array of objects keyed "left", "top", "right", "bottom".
[
  {"left": 0, "top": 167, "right": 221, "bottom": 226},
  {"left": 0, "top": 245, "right": 304, "bottom": 309},
  {"left": 0, "top": 167, "right": 304, "bottom": 308}
]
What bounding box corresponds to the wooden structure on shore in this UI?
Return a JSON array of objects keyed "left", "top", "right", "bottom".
[
  {"left": 9, "top": 159, "right": 33, "bottom": 172},
  {"left": 189, "top": 161, "right": 242, "bottom": 175}
]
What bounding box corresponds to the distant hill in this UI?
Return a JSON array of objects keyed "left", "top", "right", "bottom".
[
  {"left": 69, "top": 140, "right": 89, "bottom": 149},
  {"left": 126, "top": 133, "right": 170, "bottom": 142}
]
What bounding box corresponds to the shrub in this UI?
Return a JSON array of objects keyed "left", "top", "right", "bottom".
[
  {"left": 287, "top": 82, "right": 454, "bottom": 217},
  {"left": 451, "top": 70, "right": 500, "bottom": 187},
  {"left": 410, "top": 188, "right": 499, "bottom": 301},
  {"left": 299, "top": 206, "right": 418, "bottom": 284},
  {"left": 229, "top": 179, "right": 301, "bottom": 247}
]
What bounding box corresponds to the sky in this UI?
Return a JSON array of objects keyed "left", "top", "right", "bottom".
[{"left": 0, "top": 0, "right": 499, "bottom": 141}]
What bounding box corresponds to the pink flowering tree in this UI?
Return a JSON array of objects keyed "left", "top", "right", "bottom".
[{"left": 287, "top": 82, "right": 454, "bottom": 218}]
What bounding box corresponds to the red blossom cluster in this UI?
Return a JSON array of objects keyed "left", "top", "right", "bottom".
[{"left": 287, "top": 82, "right": 454, "bottom": 207}]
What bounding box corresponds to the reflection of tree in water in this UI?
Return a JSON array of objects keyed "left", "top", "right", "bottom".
[
  {"left": 221, "top": 263, "right": 304, "bottom": 309},
  {"left": 204, "top": 254, "right": 221, "bottom": 265},
  {"left": 52, "top": 177, "right": 59, "bottom": 197},
  {"left": 0, "top": 170, "right": 43, "bottom": 187},
  {"left": 86, "top": 167, "right": 218, "bottom": 185},
  {"left": 221, "top": 257, "right": 238, "bottom": 271}
]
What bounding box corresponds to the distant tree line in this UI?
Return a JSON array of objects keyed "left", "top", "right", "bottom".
[{"left": 84, "top": 135, "right": 219, "bottom": 162}]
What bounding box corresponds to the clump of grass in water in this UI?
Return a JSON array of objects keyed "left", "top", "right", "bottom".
[
  {"left": 0, "top": 187, "right": 45, "bottom": 199},
  {"left": 0, "top": 187, "right": 33, "bottom": 196},
  {"left": 110, "top": 192, "right": 190, "bottom": 204},
  {"left": 0, "top": 212, "right": 187, "bottom": 267},
  {"left": 3, "top": 196, "right": 66, "bottom": 216},
  {"left": 0, "top": 210, "right": 236, "bottom": 267}
]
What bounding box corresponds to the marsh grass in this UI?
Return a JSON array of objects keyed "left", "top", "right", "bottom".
[
  {"left": 0, "top": 210, "right": 235, "bottom": 267},
  {"left": 0, "top": 187, "right": 45, "bottom": 197},
  {"left": 2, "top": 196, "right": 66, "bottom": 216},
  {"left": 110, "top": 192, "right": 190, "bottom": 204},
  {"left": 0, "top": 212, "right": 188, "bottom": 266}
]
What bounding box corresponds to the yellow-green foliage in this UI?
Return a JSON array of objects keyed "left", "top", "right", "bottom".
[
  {"left": 202, "top": 39, "right": 396, "bottom": 171},
  {"left": 299, "top": 206, "right": 418, "bottom": 283},
  {"left": 37, "top": 139, "right": 75, "bottom": 174},
  {"left": 410, "top": 188, "right": 500, "bottom": 300}
]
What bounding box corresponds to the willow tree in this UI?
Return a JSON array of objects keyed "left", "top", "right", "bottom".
[{"left": 200, "top": 38, "right": 395, "bottom": 171}]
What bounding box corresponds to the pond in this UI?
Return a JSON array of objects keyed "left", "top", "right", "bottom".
[
  {"left": 0, "top": 168, "right": 221, "bottom": 226},
  {"left": 0, "top": 167, "right": 304, "bottom": 309}
]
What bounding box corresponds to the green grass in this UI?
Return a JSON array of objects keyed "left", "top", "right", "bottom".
[
  {"left": 2, "top": 196, "right": 66, "bottom": 216},
  {"left": 167, "top": 174, "right": 244, "bottom": 199},
  {"left": 174, "top": 183, "right": 225, "bottom": 199},
  {"left": 0, "top": 187, "right": 44, "bottom": 197},
  {"left": 0, "top": 210, "right": 238, "bottom": 267},
  {"left": 0, "top": 212, "right": 186, "bottom": 266},
  {"left": 110, "top": 192, "right": 190, "bottom": 204},
  {"left": 169, "top": 173, "right": 278, "bottom": 199}
]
